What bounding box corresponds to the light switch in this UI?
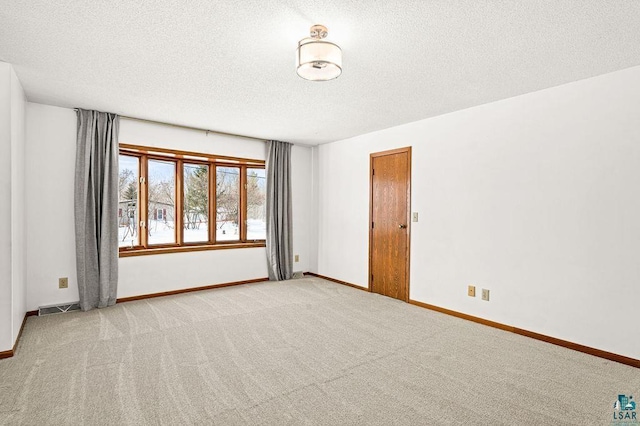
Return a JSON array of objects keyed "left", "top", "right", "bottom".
[{"left": 412, "top": 212, "right": 418, "bottom": 222}]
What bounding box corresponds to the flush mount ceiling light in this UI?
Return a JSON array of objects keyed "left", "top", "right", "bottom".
[{"left": 296, "top": 24, "right": 342, "bottom": 81}]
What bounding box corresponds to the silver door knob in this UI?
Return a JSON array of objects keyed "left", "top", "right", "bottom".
[{"left": 399, "top": 224, "right": 407, "bottom": 229}]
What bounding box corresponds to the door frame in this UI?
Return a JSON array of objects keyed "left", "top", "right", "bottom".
[{"left": 368, "top": 146, "right": 412, "bottom": 302}]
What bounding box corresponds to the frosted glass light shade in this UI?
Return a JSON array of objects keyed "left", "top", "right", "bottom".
[{"left": 296, "top": 39, "right": 342, "bottom": 81}]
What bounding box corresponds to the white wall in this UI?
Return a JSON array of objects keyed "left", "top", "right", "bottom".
[
  {"left": 0, "top": 63, "right": 12, "bottom": 352},
  {"left": 316, "top": 66, "right": 640, "bottom": 360},
  {"left": 25, "top": 103, "right": 77, "bottom": 312},
  {"left": 0, "top": 62, "right": 26, "bottom": 353},
  {"left": 291, "top": 145, "right": 312, "bottom": 273},
  {"left": 10, "top": 66, "right": 26, "bottom": 344},
  {"left": 25, "top": 104, "right": 314, "bottom": 308},
  {"left": 307, "top": 147, "right": 320, "bottom": 273}
]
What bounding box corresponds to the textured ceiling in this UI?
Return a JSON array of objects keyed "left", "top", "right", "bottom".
[{"left": 1, "top": 1, "right": 639, "bottom": 145}]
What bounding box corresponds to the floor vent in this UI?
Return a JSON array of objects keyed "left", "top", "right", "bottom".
[
  {"left": 38, "top": 302, "right": 81, "bottom": 316},
  {"left": 293, "top": 271, "right": 304, "bottom": 279}
]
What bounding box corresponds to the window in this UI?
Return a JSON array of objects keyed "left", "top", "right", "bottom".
[
  {"left": 118, "top": 154, "right": 139, "bottom": 248},
  {"left": 183, "top": 163, "right": 209, "bottom": 243},
  {"left": 216, "top": 166, "right": 240, "bottom": 241},
  {"left": 246, "top": 168, "right": 266, "bottom": 240},
  {"left": 148, "top": 159, "right": 176, "bottom": 245},
  {"left": 118, "top": 144, "right": 266, "bottom": 256}
]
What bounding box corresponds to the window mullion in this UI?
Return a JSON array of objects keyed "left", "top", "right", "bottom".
[
  {"left": 210, "top": 162, "right": 216, "bottom": 244},
  {"left": 140, "top": 154, "right": 149, "bottom": 248},
  {"left": 240, "top": 165, "right": 247, "bottom": 242},
  {"left": 176, "top": 160, "right": 184, "bottom": 245}
]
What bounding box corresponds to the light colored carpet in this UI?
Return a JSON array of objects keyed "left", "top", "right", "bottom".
[{"left": 0, "top": 277, "right": 638, "bottom": 425}]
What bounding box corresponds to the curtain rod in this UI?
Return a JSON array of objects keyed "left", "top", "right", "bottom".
[
  {"left": 74, "top": 109, "right": 268, "bottom": 143},
  {"left": 121, "top": 115, "right": 269, "bottom": 143}
]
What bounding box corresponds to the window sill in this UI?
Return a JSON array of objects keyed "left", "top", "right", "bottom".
[{"left": 119, "top": 241, "right": 266, "bottom": 258}]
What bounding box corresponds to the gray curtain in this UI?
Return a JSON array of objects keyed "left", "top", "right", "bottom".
[
  {"left": 266, "top": 140, "right": 293, "bottom": 281},
  {"left": 74, "top": 109, "right": 119, "bottom": 311}
]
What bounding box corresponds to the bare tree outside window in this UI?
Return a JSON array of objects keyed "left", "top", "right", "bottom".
[
  {"left": 216, "top": 166, "right": 240, "bottom": 241},
  {"left": 118, "top": 155, "right": 139, "bottom": 247}
]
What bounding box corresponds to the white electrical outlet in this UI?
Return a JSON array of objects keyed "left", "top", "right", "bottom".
[{"left": 481, "top": 289, "right": 490, "bottom": 301}]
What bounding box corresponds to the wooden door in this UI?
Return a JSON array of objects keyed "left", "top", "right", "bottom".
[{"left": 369, "top": 147, "right": 411, "bottom": 302}]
